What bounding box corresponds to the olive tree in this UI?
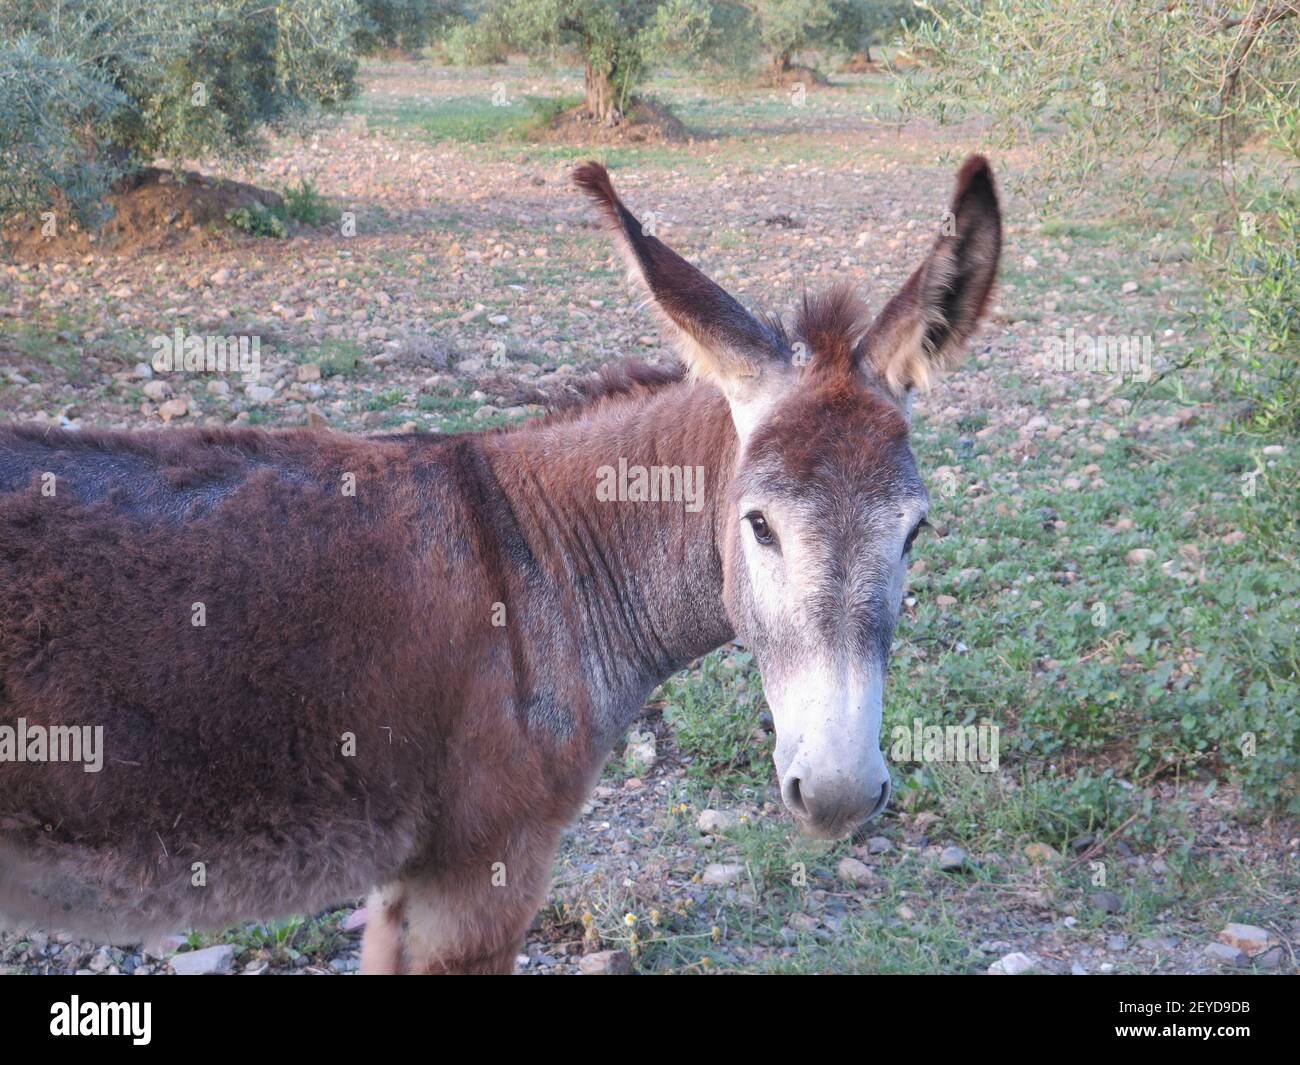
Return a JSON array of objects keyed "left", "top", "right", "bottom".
[
  {"left": 462, "top": 0, "right": 714, "bottom": 122},
  {"left": 0, "top": 0, "right": 360, "bottom": 224}
]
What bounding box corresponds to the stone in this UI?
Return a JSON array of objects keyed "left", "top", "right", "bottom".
[
  {"left": 938, "top": 846, "right": 970, "bottom": 872},
  {"left": 170, "top": 944, "right": 235, "bottom": 975},
  {"left": 158, "top": 398, "right": 188, "bottom": 422},
  {"left": 1126, "top": 548, "right": 1155, "bottom": 565},
  {"left": 1023, "top": 842, "right": 1060, "bottom": 864},
  {"left": 296, "top": 363, "right": 322, "bottom": 383},
  {"left": 142, "top": 380, "right": 172, "bottom": 401},
  {"left": 1090, "top": 891, "right": 1123, "bottom": 914},
  {"left": 578, "top": 949, "right": 633, "bottom": 975},
  {"left": 702, "top": 863, "right": 746, "bottom": 886},
  {"left": 1204, "top": 942, "right": 1247, "bottom": 968},
  {"left": 1216, "top": 923, "right": 1272, "bottom": 957},
  {"left": 836, "top": 857, "right": 874, "bottom": 885},
  {"left": 696, "top": 809, "right": 742, "bottom": 834},
  {"left": 625, "top": 729, "right": 656, "bottom": 770},
  {"left": 988, "top": 952, "right": 1037, "bottom": 975}
]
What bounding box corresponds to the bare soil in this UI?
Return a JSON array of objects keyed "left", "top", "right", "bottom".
[{"left": 2, "top": 167, "right": 284, "bottom": 261}]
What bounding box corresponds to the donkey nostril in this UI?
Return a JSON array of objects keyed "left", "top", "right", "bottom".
[
  {"left": 868, "top": 779, "right": 892, "bottom": 819},
  {"left": 782, "top": 775, "right": 809, "bottom": 819}
]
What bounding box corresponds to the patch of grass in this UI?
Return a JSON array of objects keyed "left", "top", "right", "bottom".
[
  {"left": 519, "top": 94, "right": 584, "bottom": 135},
  {"left": 1040, "top": 218, "right": 1122, "bottom": 242},
  {"left": 348, "top": 93, "right": 536, "bottom": 143},
  {"left": 362, "top": 388, "right": 407, "bottom": 412},
  {"left": 657, "top": 650, "right": 772, "bottom": 792},
  {"left": 226, "top": 202, "right": 288, "bottom": 239},
  {"left": 894, "top": 407, "right": 1300, "bottom": 812},
  {"left": 308, "top": 338, "right": 365, "bottom": 378},
  {"left": 0, "top": 314, "right": 91, "bottom": 385},
  {"left": 282, "top": 179, "right": 338, "bottom": 227}
]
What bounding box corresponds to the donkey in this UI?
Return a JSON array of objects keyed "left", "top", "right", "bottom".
[{"left": 0, "top": 156, "right": 1000, "bottom": 973}]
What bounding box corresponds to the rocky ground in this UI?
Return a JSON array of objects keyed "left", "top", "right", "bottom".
[{"left": 1, "top": 61, "right": 1295, "bottom": 975}]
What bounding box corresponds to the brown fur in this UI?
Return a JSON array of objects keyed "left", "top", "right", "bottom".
[
  {"left": 0, "top": 382, "right": 739, "bottom": 971},
  {"left": 0, "top": 155, "right": 1000, "bottom": 972}
]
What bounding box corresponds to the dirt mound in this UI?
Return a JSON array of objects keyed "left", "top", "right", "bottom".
[
  {"left": 762, "top": 64, "right": 831, "bottom": 89},
  {"left": 889, "top": 48, "right": 940, "bottom": 71},
  {"left": 2, "top": 168, "right": 284, "bottom": 262},
  {"left": 839, "top": 54, "right": 885, "bottom": 75},
  {"left": 530, "top": 98, "right": 689, "bottom": 145}
]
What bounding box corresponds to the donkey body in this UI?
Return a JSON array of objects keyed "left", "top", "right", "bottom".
[{"left": 0, "top": 157, "right": 1000, "bottom": 973}]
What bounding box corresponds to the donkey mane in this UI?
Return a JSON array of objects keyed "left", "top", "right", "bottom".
[{"left": 523, "top": 360, "right": 688, "bottom": 429}]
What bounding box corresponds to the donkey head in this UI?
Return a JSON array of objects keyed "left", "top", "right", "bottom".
[{"left": 575, "top": 157, "right": 1001, "bottom": 838}]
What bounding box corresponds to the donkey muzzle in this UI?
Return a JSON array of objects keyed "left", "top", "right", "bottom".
[{"left": 779, "top": 752, "right": 892, "bottom": 839}]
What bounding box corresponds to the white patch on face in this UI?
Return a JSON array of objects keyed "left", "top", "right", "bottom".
[
  {"left": 766, "top": 658, "right": 891, "bottom": 837},
  {"left": 732, "top": 496, "right": 928, "bottom": 837}
]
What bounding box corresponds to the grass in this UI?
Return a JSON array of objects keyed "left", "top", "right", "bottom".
[
  {"left": 346, "top": 93, "right": 542, "bottom": 143},
  {"left": 4, "top": 60, "right": 1294, "bottom": 976}
]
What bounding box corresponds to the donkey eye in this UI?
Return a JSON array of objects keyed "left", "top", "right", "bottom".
[
  {"left": 903, "top": 519, "right": 930, "bottom": 557},
  {"left": 745, "top": 512, "right": 775, "bottom": 546}
]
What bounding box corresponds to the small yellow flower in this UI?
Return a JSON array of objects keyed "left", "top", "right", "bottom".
[
  {"left": 699, "top": 957, "right": 711, "bottom": 969},
  {"left": 623, "top": 912, "right": 637, "bottom": 927},
  {"left": 710, "top": 925, "right": 722, "bottom": 943},
  {"left": 581, "top": 911, "right": 594, "bottom": 928},
  {"left": 648, "top": 909, "right": 660, "bottom": 926}
]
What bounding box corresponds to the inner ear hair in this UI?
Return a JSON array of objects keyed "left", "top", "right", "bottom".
[
  {"left": 856, "top": 154, "right": 1002, "bottom": 394},
  {"left": 573, "top": 161, "right": 787, "bottom": 390}
]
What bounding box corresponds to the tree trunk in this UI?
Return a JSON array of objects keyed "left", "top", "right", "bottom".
[
  {"left": 769, "top": 50, "right": 793, "bottom": 77},
  {"left": 584, "top": 64, "right": 617, "bottom": 123}
]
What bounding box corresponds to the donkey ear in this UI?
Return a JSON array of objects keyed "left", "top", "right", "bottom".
[
  {"left": 573, "top": 162, "right": 785, "bottom": 393},
  {"left": 856, "top": 154, "right": 1002, "bottom": 394}
]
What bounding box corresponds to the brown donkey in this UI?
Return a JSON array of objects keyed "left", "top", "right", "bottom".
[{"left": 0, "top": 157, "right": 1000, "bottom": 973}]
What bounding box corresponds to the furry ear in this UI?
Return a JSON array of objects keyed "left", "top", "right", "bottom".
[
  {"left": 855, "top": 154, "right": 1002, "bottom": 394},
  {"left": 573, "top": 161, "right": 786, "bottom": 394}
]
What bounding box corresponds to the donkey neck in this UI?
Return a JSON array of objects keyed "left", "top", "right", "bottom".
[{"left": 482, "top": 377, "right": 739, "bottom": 734}]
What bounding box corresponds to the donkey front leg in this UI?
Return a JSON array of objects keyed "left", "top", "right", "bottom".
[{"left": 362, "top": 829, "right": 559, "bottom": 975}]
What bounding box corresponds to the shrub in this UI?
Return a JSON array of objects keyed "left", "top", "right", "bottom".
[
  {"left": 1193, "top": 193, "right": 1300, "bottom": 431},
  {"left": 0, "top": 0, "right": 360, "bottom": 226},
  {"left": 895, "top": 1, "right": 1299, "bottom": 431},
  {"left": 226, "top": 203, "right": 288, "bottom": 239},
  {"left": 355, "top": 0, "right": 466, "bottom": 55},
  {"left": 282, "top": 180, "right": 339, "bottom": 227}
]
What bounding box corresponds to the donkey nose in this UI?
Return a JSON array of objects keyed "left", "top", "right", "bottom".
[{"left": 780, "top": 765, "right": 891, "bottom": 837}]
